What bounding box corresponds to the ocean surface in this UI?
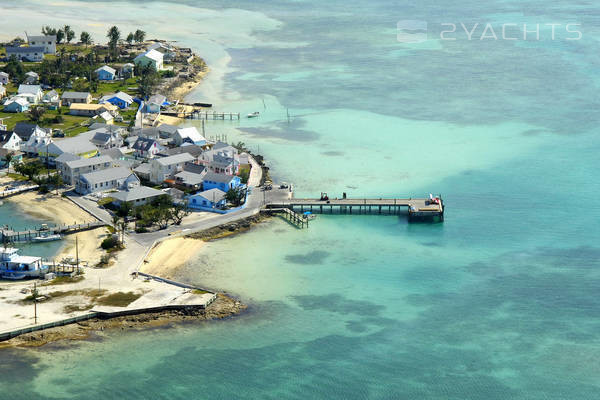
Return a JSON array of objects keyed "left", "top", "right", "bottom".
[{"left": 1, "top": 0, "right": 600, "bottom": 398}]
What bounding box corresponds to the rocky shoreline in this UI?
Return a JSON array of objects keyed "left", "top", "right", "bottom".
[
  {"left": 187, "top": 213, "right": 272, "bottom": 241},
  {"left": 0, "top": 293, "right": 246, "bottom": 349}
]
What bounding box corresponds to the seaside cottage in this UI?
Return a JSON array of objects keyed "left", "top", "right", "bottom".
[
  {"left": 26, "top": 34, "right": 57, "bottom": 55},
  {"left": 188, "top": 188, "right": 227, "bottom": 211},
  {"left": 0, "top": 72, "right": 9, "bottom": 85},
  {"left": 61, "top": 91, "right": 92, "bottom": 106},
  {"left": 201, "top": 172, "right": 242, "bottom": 192},
  {"left": 111, "top": 185, "right": 165, "bottom": 207},
  {"left": 95, "top": 65, "right": 117, "bottom": 81},
  {"left": 3, "top": 98, "right": 29, "bottom": 113},
  {"left": 99, "top": 91, "right": 134, "bottom": 109},
  {"left": 173, "top": 127, "right": 206, "bottom": 146},
  {"left": 69, "top": 103, "right": 117, "bottom": 117},
  {"left": 76, "top": 166, "right": 139, "bottom": 194},
  {"left": 42, "top": 89, "right": 60, "bottom": 105},
  {"left": 6, "top": 46, "right": 45, "bottom": 62},
  {"left": 20, "top": 127, "right": 52, "bottom": 156},
  {"left": 0, "top": 130, "right": 23, "bottom": 151},
  {"left": 172, "top": 169, "right": 206, "bottom": 190},
  {"left": 23, "top": 71, "right": 39, "bottom": 85},
  {"left": 157, "top": 123, "right": 179, "bottom": 139},
  {"left": 17, "top": 84, "right": 43, "bottom": 104},
  {"left": 60, "top": 155, "right": 113, "bottom": 185},
  {"left": 149, "top": 153, "right": 194, "bottom": 184},
  {"left": 132, "top": 137, "right": 162, "bottom": 159},
  {"left": 143, "top": 94, "right": 167, "bottom": 114},
  {"left": 134, "top": 49, "right": 164, "bottom": 71}
]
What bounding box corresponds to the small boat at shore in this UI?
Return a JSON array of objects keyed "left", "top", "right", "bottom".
[
  {"left": 1, "top": 247, "right": 48, "bottom": 280},
  {"left": 33, "top": 233, "right": 62, "bottom": 242},
  {"left": 247, "top": 111, "right": 260, "bottom": 118}
]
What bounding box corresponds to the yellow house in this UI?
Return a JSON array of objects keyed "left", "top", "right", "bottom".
[{"left": 69, "top": 103, "right": 118, "bottom": 117}]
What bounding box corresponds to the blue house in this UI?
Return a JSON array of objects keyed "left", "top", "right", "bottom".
[
  {"left": 95, "top": 65, "right": 116, "bottom": 81},
  {"left": 3, "top": 98, "right": 29, "bottom": 113},
  {"left": 99, "top": 91, "right": 134, "bottom": 109},
  {"left": 188, "top": 188, "right": 227, "bottom": 211},
  {"left": 202, "top": 172, "right": 241, "bottom": 192}
]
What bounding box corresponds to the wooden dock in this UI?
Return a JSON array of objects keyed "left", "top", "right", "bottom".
[
  {"left": 1, "top": 221, "right": 106, "bottom": 243},
  {"left": 267, "top": 196, "right": 444, "bottom": 222},
  {"left": 161, "top": 110, "right": 240, "bottom": 120},
  {"left": 0, "top": 185, "right": 39, "bottom": 199},
  {"left": 263, "top": 208, "right": 310, "bottom": 228}
]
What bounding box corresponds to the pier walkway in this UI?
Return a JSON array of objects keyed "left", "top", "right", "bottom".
[
  {"left": 0, "top": 185, "right": 39, "bottom": 199},
  {"left": 267, "top": 196, "right": 444, "bottom": 222},
  {"left": 1, "top": 221, "right": 106, "bottom": 243}
]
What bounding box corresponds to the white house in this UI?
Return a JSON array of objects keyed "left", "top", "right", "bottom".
[
  {"left": 188, "top": 188, "right": 227, "bottom": 211},
  {"left": 0, "top": 72, "right": 9, "bottom": 85},
  {"left": 17, "top": 84, "right": 43, "bottom": 104},
  {"left": 60, "top": 155, "right": 113, "bottom": 185},
  {"left": 111, "top": 185, "right": 165, "bottom": 206},
  {"left": 76, "top": 167, "right": 139, "bottom": 195},
  {"left": 6, "top": 46, "right": 45, "bottom": 62},
  {"left": 24, "top": 71, "right": 39, "bottom": 84},
  {"left": 26, "top": 35, "right": 57, "bottom": 55},
  {"left": 42, "top": 89, "right": 60, "bottom": 104},
  {"left": 173, "top": 127, "right": 206, "bottom": 146},
  {"left": 134, "top": 49, "right": 164, "bottom": 70},
  {"left": 20, "top": 128, "right": 52, "bottom": 156},
  {"left": 149, "top": 153, "right": 194, "bottom": 184},
  {"left": 0, "top": 131, "right": 22, "bottom": 151}
]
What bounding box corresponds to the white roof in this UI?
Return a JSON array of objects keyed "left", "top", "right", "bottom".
[
  {"left": 99, "top": 111, "right": 113, "bottom": 121},
  {"left": 96, "top": 65, "right": 116, "bottom": 75},
  {"left": 65, "top": 155, "right": 112, "bottom": 169},
  {"left": 176, "top": 127, "right": 205, "bottom": 143},
  {"left": 155, "top": 153, "right": 194, "bottom": 166},
  {"left": 0, "top": 72, "right": 9, "bottom": 77},
  {"left": 5, "top": 98, "right": 29, "bottom": 107},
  {"left": 135, "top": 49, "right": 163, "bottom": 63},
  {"left": 111, "top": 186, "right": 164, "bottom": 202},
  {"left": 196, "top": 188, "right": 226, "bottom": 203},
  {"left": 18, "top": 84, "right": 41, "bottom": 95},
  {"left": 100, "top": 91, "right": 134, "bottom": 104}
]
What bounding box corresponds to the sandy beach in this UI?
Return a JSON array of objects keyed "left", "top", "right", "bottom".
[
  {"left": 140, "top": 237, "right": 205, "bottom": 279},
  {"left": 5, "top": 190, "right": 108, "bottom": 266}
]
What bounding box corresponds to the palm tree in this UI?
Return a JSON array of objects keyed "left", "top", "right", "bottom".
[
  {"left": 134, "top": 29, "right": 146, "bottom": 43},
  {"left": 107, "top": 26, "right": 121, "bottom": 59},
  {"left": 80, "top": 31, "right": 92, "bottom": 48}
]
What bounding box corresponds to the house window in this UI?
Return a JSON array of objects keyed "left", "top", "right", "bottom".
[
  {"left": 192, "top": 199, "right": 196, "bottom": 204},
  {"left": 202, "top": 200, "right": 207, "bottom": 206}
]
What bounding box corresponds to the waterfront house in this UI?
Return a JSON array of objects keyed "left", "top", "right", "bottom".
[
  {"left": 69, "top": 103, "right": 117, "bottom": 117},
  {"left": 173, "top": 127, "right": 206, "bottom": 146},
  {"left": 95, "top": 65, "right": 117, "bottom": 81},
  {"left": 47, "top": 136, "right": 98, "bottom": 160},
  {"left": 202, "top": 172, "right": 242, "bottom": 192},
  {"left": 149, "top": 153, "right": 194, "bottom": 184},
  {"left": 0, "top": 247, "right": 47, "bottom": 280},
  {"left": 143, "top": 94, "right": 167, "bottom": 114},
  {"left": 26, "top": 34, "right": 57, "bottom": 55},
  {"left": 99, "top": 91, "right": 134, "bottom": 109},
  {"left": 0, "top": 130, "right": 23, "bottom": 151},
  {"left": 111, "top": 185, "right": 165, "bottom": 207},
  {"left": 6, "top": 46, "right": 45, "bottom": 62},
  {"left": 134, "top": 49, "right": 164, "bottom": 70},
  {"left": 0, "top": 72, "right": 9, "bottom": 85},
  {"left": 76, "top": 166, "right": 139, "bottom": 195},
  {"left": 3, "top": 98, "right": 29, "bottom": 113},
  {"left": 132, "top": 137, "right": 162, "bottom": 158},
  {"left": 60, "top": 155, "right": 113, "bottom": 185},
  {"left": 187, "top": 188, "right": 227, "bottom": 211},
  {"left": 198, "top": 143, "right": 240, "bottom": 175},
  {"left": 61, "top": 91, "right": 92, "bottom": 106},
  {"left": 0, "top": 148, "right": 23, "bottom": 168},
  {"left": 23, "top": 72, "right": 39, "bottom": 85}
]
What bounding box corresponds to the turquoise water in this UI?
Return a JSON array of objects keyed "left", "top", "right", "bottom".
[{"left": 2, "top": 0, "right": 600, "bottom": 398}]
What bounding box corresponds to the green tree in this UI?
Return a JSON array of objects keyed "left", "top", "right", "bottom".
[
  {"left": 137, "top": 66, "right": 160, "bottom": 98},
  {"left": 14, "top": 161, "right": 43, "bottom": 181},
  {"left": 56, "top": 29, "right": 65, "bottom": 44},
  {"left": 134, "top": 29, "right": 146, "bottom": 43},
  {"left": 63, "top": 25, "right": 75, "bottom": 43},
  {"left": 107, "top": 26, "right": 121, "bottom": 58},
  {"left": 126, "top": 32, "right": 135, "bottom": 45},
  {"left": 225, "top": 187, "right": 246, "bottom": 207},
  {"left": 4, "top": 153, "right": 13, "bottom": 174},
  {"left": 80, "top": 31, "right": 92, "bottom": 47},
  {"left": 28, "top": 106, "right": 46, "bottom": 123},
  {"left": 42, "top": 26, "right": 57, "bottom": 36}
]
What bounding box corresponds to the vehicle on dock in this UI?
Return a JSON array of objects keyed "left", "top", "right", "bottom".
[
  {"left": 247, "top": 111, "right": 260, "bottom": 118},
  {"left": 279, "top": 182, "right": 289, "bottom": 189},
  {"left": 0, "top": 247, "right": 48, "bottom": 280}
]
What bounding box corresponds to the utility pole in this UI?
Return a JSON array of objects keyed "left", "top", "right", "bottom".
[
  {"left": 33, "top": 282, "right": 38, "bottom": 325},
  {"left": 75, "top": 235, "right": 79, "bottom": 269}
]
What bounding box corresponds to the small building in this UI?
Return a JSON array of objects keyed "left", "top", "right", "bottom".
[
  {"left": 121, "top": 63, "right": 135, "bottom": 78},
  {"left": 13, "top": 123, "right": 48, "bottom": 142},
  {"left": 3, "top": 98, "right": 29, "bottom": 113},
  {"left": 100, "top": 147, "right": 126, "bottom": 161},
  {"left": 131, "top": 127, "right": 161, "bottom": 140},
  {"left": 61, "top": 155, "right": 113, "bottom": 186},
  {"left": 132, "top": 137, "right": 162, "bottom": 159},
  {"left": 0, "top": 72, "right": 9, "bottom": 85},
  {"left": 0, "top": 148, "right": 24, "bottom": 168},
  {"left": 188, "top": 188, "right": 227, "bottom": 211},
  {"left": 69, "top": 103, "right": 117, "bottom": 117},
  {"left": 0, "top": 130, "right": 23, "bottom": 151},
  {"left": 6, "top": 46, "right": 45, "bottom": 62},
  {"left": 99, "top": 91, "right": 134, "bottom": 109},
  {"left": 19, "top": 125, "right": 52, "bottom": 156},
  {"left": 82, "top": 129, "right": 123, "bottom": 149},
  {"left": 17, "top": 84, "right": 43, "bottom": 104},
  {"left": 23, "top": 71, "right": 39, "bottom": 85},
  {"left": 173, "top": 169, "right": 206, "bottom": 190},
  {"left": 134, "top": 49, "right": 164, "bottom": 71},
  {"left": 157, "top": 123, "right": 179, "bottom": 139},
  {"left": 54, "top": 152, "right": 81, "bottom": 173},
  {"left": 76, "top": 167, "right": 139, "bottom": 195},
  {"left": 158, "top": 144, "right": 204, "bottom": 160},
  {"left": 111, "top": 185, "right": 165, "bottom": 207},
  {"left": 133, "top": 163, "right": 151, "bottom": 181},
  {"left": 41, "top": 89, "right": 60, "bottom": 105},
  {"left": 202, "top": 172, "right": 242, "bottom": 192},
  {"left": 174, "top": 127, "right": 206, "bottom": 146},
  {"left": 149, "top": 153, "right": 194, "bottom": 184},
  {"left": 26, "top": 35, "right": 57, "bottom": 55},
  {"left": 95, "top": 65, "right": 117, "bottom": 81},
  {"left": 61, "top": 91, "right": 92, "bottom": 106},
  {"left": 143, "top": 94, "right": 167, "bottom": 114}
]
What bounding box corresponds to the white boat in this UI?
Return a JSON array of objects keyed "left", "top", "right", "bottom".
[
  {"left": 33, "top": 233, "right": 62, "bottom": 242},
  {"left": 247, "top": 111, "right": 260, "bottom": 118},
  {"left": 0, "top": 247, "right": 48, "bottom": 279}
]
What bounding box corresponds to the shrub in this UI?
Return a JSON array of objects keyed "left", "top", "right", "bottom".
[{"left": 101, "top": 236, "right": 118, "bottom": 250}]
